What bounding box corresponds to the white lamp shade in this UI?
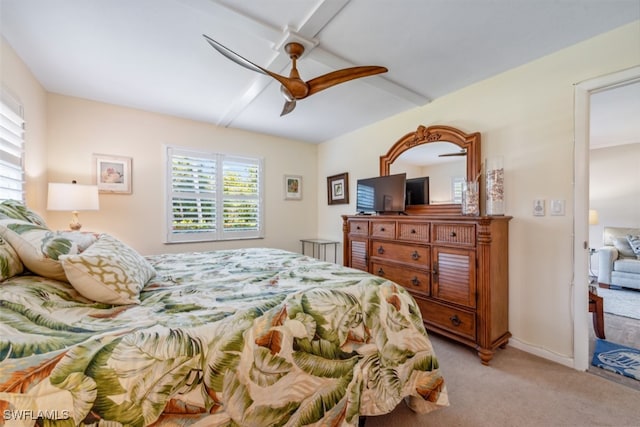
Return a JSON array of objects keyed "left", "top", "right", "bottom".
[
  {"left": 588, "top": 209, "right": 599, "bottom": 225},
  {"left": 47, "top": 183, "right": 99, "bottom": 211}
]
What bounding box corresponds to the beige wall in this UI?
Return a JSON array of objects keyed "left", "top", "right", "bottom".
[
  {"left": 589, "top": 142, "right": 640, "bottom": 253},
  {"left": 0, "top": 37, "right": 48, "bottom": 211},
  {"left": 3, "top": 37, "right": 318, "bottom": 256},
  {"left": 317, "top": 21, "right": 640, "bottom": 362},
  {"left": 44, "top": 94, "right": 318, "bottom": 255}
]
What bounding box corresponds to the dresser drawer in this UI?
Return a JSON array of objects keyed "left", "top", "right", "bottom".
[
  {"left": 371, "top": 240, "right": 429, "bottom": 268},
  {"left": 371, "top": 262, "right": 429, "bottom": 295},
  {"left": 349, "top": 220, "right": 369, "bottom": 235},
  {"left": 416, "top": 298, "right": 476, "bottom": 340},
  {"left": 398, "top": 222, "right": 430, "bottom": 242},
  {"left": 432, "top": 223, "right": 476, "bottom": 246},
  {"left": 370, "top": 221, "right": 396, "bottom": 238}
]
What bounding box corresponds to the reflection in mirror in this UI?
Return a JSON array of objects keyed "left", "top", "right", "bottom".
[
  {"left": 390, "top": 142, "right": 466, "bottom": 204},
  {"left": 379, "top": 125, "right": 481, "bottom": 215}
]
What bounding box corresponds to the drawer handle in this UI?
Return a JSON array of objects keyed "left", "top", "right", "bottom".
[
  {"left": 449, "top": 315, "right": 461, "bottom": 327},
  {"left": 356, "top": 226, "right": 361, "bottom": 230},
  {"left": 380, "top": 227, "right": 386, "bottom": 232},
  {"left": 377, "top": 246, "right": 385, "bottom": 255},
  {"left": 411, "top": 251, "right": 420, "bottom": 260},
  {"left": 411, "top": 277, "right": 420, "bottom": 286},
  {"left": 411, "top": 229, "right": 416, "bottom": 234},
  {"left": 450, "top": 231, "right": 457, "bottom": 237},
  {"left": 377, "top": 267, "right": 385, "bottom": 276}
]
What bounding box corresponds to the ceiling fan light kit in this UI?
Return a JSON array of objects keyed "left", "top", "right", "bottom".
[{"left": 203, "top": 34, "right": 387, "bottom": 116}]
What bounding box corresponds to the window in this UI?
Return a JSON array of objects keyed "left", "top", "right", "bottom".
[
  {"left": 0, "top": 91, "right": 25, "bottom": 201},
  {"left": 451, "top": 176, "right": 465, "bottom": 204},
  {"left": 165, "top": 146, "right": 264, "bottom": 243}
]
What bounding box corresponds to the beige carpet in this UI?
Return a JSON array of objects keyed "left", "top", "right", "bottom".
[{"left": 365, "top": 333, "right": 640, "bottom": 427}]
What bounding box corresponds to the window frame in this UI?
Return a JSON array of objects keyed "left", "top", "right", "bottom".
[{"left": 165, "top": 145, "right": 264, "bottom": 243}]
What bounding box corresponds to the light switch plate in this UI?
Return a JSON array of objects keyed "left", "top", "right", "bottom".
[
  {"left": 533, "top": 199, "right": 545, "bottom": 216},
  {"left": 550, "top": 199, "right": 565, "bottom": 216}
]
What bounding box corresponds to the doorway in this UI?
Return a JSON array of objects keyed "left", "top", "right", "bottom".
[{"left": 573, "top": 66, "right": 640, "bottom": 371}]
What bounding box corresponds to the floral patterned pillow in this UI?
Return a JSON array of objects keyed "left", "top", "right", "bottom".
[
  {"left": 59, "top": 234, "right": 156, "bottom": 305},
  {"left": 627, "top": 234, "right": 640, "bottom": 259},
  {"left": 0, "top": 200, "right": 48, "bottom": 227},
  {"left": 0, "top": 235, "right": 23, "bottom": 281},
  {"left": 0, "top": 219, "right": 97, "bottom": 282}
]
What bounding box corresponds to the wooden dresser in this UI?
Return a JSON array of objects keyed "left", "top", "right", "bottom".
[{"left": 342, "top": 214, "right": 511, "bottom": 365}]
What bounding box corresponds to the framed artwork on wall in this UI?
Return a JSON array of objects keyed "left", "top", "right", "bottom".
[
  {"left": 327, "top": 172, "right": 349, "bottom": 205},
  {"left": 93, "top": 154, "right": 132, "bottom": 194},
  {"left": 284, "top": 175, "right": 302, "bottom": 200}
]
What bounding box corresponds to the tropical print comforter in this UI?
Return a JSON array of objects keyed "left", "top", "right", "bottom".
[{"left": 0, "top": 248, "right": 447, "bottom": 426}]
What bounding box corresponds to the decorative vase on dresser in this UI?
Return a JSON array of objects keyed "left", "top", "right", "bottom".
[{"left": 343, "top": 125, "right": 511, "bottom": 365}]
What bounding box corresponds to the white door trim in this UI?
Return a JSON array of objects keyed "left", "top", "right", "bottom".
[{"left": 573, "top": 65, "right": 640, "bottom": 370}]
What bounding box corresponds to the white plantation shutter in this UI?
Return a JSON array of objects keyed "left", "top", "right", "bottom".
[
  {"left": 166, "top": 146, "right": 263, "bottom": 242},
  {"left": 0, "top": 92, "right": 25, "bottom": 202}
]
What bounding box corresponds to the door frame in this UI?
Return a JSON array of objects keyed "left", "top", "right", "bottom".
[{"left": 573, "top": 65, "right": 640, "bottom": 370}]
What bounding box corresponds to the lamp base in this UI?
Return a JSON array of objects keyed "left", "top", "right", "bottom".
[{"left": 69, "top": 211, "right": 82, "bottom": 231}]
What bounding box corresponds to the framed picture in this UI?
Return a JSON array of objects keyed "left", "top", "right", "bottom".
[
  {"left": 93, "top": 154, "right": 132, "bottom": 194},
  {"left": 284, "top": 175, "right": 302, "bottom": 200},
  {"left": 327, "top": 172, "right": 349, "bottom": 205}
]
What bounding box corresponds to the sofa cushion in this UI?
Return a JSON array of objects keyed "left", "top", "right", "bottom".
[
  {"left": 613, "top": 237, "right": 636, "bottom": 258},
  {"left": 613, "top": 258, "right": 640, "bottom": 275},
  {"left": 627, "top": 234, "right": 640, "bottom": 259}
]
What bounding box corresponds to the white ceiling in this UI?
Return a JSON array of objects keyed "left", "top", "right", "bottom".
[{"left": 1, "top": 0, "right": 639, "bottom": 144}]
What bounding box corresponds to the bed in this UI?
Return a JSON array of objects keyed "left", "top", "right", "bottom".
[{"left": 0, "top": 203, "right": 448, "bottom": 426}]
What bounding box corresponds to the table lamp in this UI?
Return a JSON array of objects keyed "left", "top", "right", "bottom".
[{"left": 47, "top": 181, "right": 99, "bottom": 230}]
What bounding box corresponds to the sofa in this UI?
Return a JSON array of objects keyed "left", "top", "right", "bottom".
[{"left": 597, "top": 226, "right": 640, "bottom": 290}]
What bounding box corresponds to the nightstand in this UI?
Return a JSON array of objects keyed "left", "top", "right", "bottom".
[{"left": 300, "top": 239, "right": 339, "bottom": 263}]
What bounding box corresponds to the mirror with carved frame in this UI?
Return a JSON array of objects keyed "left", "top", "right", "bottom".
[{"left": 379, "top": 125, "right": 481, "bottom": 215}]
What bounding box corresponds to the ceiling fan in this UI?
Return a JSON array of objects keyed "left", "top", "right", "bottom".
[{"left": 203, "top": 35, "right": 388, "bottom": 116}]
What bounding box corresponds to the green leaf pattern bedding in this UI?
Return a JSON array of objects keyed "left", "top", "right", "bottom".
[{"left": 0, "top": 248, "right": 447, "bottom": 426}]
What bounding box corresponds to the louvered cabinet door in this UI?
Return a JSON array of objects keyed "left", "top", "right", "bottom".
[
  {"left": 432, "top": 246, "right": 476, "bottom": 308},
  {"left": 349, "top": 238, "right": 369, "bottom": 271}
]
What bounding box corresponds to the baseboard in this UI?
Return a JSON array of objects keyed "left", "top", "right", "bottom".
[{"left": 508, "top": 337, "right": 575, "bottom": 369}]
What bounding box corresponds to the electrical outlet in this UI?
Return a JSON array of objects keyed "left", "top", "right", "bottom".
[
  {"left": 550, "top": 199, "right": 565, "bottom": 216},
  {"left": 533, "top": 199, "right": 545, "bottom": 216}
]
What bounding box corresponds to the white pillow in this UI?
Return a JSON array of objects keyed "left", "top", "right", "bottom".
[
  {"left": 627, "top": 234, "right": 640, "bottom": 259},
  {"left": 59, "top": 234, "right": 156, "bottom": 305}
]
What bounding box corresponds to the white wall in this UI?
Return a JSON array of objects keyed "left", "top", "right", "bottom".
[
  {"left": 589, "top": 142, "right": 640, "bottom": 252},
  {"left": 317, "top": 21, "right": 640, "bottom": 362}
]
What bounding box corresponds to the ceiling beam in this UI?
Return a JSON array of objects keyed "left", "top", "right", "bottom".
[{"left": 192, "top": 0, "right": 427, "bottom": 127}]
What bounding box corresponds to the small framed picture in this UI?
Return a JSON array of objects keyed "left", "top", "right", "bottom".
[
  {"left": 327, "top": 172, "right": 349, "bottom": 205},
  {"left": 93, "top": 154, "right": 132, "bottom": 194},
  {"left": 284, "top": 175, "right": 302, "bottom": 200}
]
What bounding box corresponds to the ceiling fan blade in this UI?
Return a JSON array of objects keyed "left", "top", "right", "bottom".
[
  {"left": 306, "top": 66, "right": 388, "bottom": 96},
  {"left": 203, "top": 35, "right": 269, "bottom": 76},
  {"left": 280, "top": 100, "right": 296, "bottom": 116},
  {"left": 439, "top": 150, "right": 467, "bottom": 157},
  {"left": 203, "top": 35, "right": 301, "bottom": 93}
]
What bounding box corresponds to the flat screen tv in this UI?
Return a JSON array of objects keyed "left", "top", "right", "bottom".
[
  {"left": 356, "top": 173, "right": 407, "bottom": 214},
  {"left": 405, "top": 176, "right": 429, "bottom": 205}
]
